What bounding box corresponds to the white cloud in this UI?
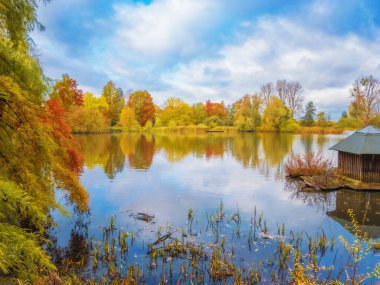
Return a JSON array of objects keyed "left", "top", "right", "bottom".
[
  {"left": 111, "top": 0, "right": 221, "bottom": 59},
  {"left": 32, "top": 0, "right": 380, "bottom": 117},
  {"left": 154, "top": 17, "right": 380, "bottom": 115}
]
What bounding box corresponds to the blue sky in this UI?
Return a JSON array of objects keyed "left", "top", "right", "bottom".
[{"left": 33, "top": 0, "right": 380, "bottom": 118}]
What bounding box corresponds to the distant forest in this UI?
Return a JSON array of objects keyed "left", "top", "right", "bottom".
[{"left": 49, "top": 74, "right": 380, "bottom": 133}]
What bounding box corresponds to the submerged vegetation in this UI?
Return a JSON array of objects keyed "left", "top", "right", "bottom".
[{"left": 29, "top": 202, "right": 380, "bottom": 284}]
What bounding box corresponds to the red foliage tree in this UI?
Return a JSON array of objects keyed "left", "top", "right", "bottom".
[
  {"left": 205, "top": 100, "right": 227, "bottom": 119},
  {"left": 51, "top": 74, "right": 84, "bottom": 109},
  {"left": 42, "top": 98, "right": 83, "bottom": 175}
]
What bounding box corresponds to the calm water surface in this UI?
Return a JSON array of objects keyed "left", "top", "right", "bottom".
[{"left": 52, "top": 133, "right": 380, "bottom": 283}]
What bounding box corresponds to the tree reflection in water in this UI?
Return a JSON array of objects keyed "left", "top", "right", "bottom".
[
  {"left": 48, "top": 207, "right": 91, "bottom": 276},
  {"left": 285, "top": 180, "right": 335, "bottom": 212},
  {"left": 74, "top": 132, "right": 337, "bottom": 180}
]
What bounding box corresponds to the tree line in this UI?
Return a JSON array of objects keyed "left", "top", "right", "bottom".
[{"left": 49, "top": 75, "right": 380, "bottom": 133}]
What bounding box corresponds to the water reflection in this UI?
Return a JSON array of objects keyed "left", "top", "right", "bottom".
[
  {"left": 327, "top": 191, "right": 380, "bottom": 239},
  {"left": 75, "top": 133, "right": 316, "bottom": 179},
  {"left": 285, "top": 180, "right": 335, "bottom": 212},
  {"left": 121, "top": 134, "right": 155, "bottom": 170},
  {"left": 58, "top": 132, "right": 380, "bottom": 282},
  {"left": 75, "top": 134, "right": 126, "bottom": 179},
  {"left": 49, "top": 208, "right": 91, "bottom": 274}
]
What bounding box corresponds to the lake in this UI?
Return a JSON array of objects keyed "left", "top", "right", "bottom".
[{"left": 51, "top": 132, "right": 380, "bottom": 283}]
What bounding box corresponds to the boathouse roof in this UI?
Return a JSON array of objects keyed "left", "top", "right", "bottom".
[{"left": 329, "top": 125, "right": 380, "bottom": 155}]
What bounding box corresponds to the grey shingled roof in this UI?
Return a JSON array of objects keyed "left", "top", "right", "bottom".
[{"left": 329, "top": 125, "right": 380, "bottom": 155}]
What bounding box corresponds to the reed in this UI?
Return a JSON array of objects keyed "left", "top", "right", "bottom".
[{"left": 284, "top": 151, "right": 334, "bottom": 178}]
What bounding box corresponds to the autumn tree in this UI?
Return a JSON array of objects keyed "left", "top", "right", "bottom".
[
  {"left": 51, "top": 74, "right": 84, "bottom": 109},
  {"left": 349, "top": 75, "right": 380, "bottom": 125},
  {"left": 75, "top": 92, "right": 110, "bottom": 132},
  {"left": 191, "top": 102, "right": 207, "bottom": 125},
  {"left": 101, "top": 81, "right": 125, "bottom": 126},
  {"left": 84, "top": 92, "right": 109, "bottom": 113},
  {"left": 261, "top": 97, "right": 290, "bottom": 131},
  {"left": 205, "top": 100, "right": 228, "bottom": 119},
  {"left": 119, "top": 106, "right": 139, "bottom": 130},
  {"left": 316, "top": 112, "right": 331, "bottom": 127},
  {"left": 0, "top": 0, "right": 88, "bottom": 279},
  {"left": 158, "top": 97, "right": 192, "bottom": 126},
  {"left": 233, "top": 94, "right": 262, "bottom": 131},
  {"left": 127, "top": 90, "right": 155, "bottom": 126}
]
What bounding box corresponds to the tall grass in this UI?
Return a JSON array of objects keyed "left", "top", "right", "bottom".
[
  {"left": 284, "top": 152, "right": 334, "bottom": 178},
  {"left": 299, "top": 126, "right": 344, "bottom": 134}
]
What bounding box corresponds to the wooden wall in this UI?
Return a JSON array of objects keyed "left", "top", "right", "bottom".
[
  {"left": 338, "top": 152, "right": 363, "bottom": 181},
  {"left": 362, "top": 154, "right": 380, "bottom": 183},
  {"left": 338, "top": 152, "right": 380, "bottom": 183}
]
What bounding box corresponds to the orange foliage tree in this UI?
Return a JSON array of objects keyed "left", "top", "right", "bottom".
[
  {"left": 205, "top": 100, "right": 228, "bottom": 119},
  {"left": 127, "top": 90, "right": 155, "bottom": 126},
  {"left": 51, "top": 74, "right": 84, "bottom": 109}
]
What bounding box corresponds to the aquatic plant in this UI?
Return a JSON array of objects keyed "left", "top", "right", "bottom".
[{"left": 40, "top": 202, "right": 380, "bottom": 285}]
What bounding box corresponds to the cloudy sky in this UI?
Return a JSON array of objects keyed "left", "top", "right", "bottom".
[{"left": 33, "top": 0, "right": 380, "bottom": 118}]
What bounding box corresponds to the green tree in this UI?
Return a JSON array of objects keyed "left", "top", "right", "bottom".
[
  {"left": 101, "top": 81, "right": 125, "bottom": 126},
  {"left": 301, "top": 101, "right": 316, "bottom": 126}
]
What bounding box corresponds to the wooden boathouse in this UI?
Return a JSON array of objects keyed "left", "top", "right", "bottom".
[{"left": 329, "top": 126, "right": 380, "bottom": 183}]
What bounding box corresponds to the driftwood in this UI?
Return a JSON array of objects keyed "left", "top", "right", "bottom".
[{"left": 133, "top": 213, "right": 155, "bottom": 223}]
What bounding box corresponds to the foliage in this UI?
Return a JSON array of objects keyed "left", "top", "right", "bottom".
[
  {"left": 316, "top": 111, "right": 332, "bottom": 127},
  {"left": 0, "top": 0, "right": 45, "bottom": 50},
  {"left": 370, "top": 112, "right": 380, "bottom": 128},
  {"left": 101, "top": 81, "right": 125, "bottom": 126},
  {"left": 67, "top": 105, "right": 110, "bottom": 133},
  {"left": 191, "top": 102, "right": 207, "bottom": 125},
  {"left": 0, "top": 0, "right": 88, "bottom": 279},
  {"left": 205, "top": 100, "right": 228, "bottom": 119},
  {"left": 336, "top": 115, "right": 362, "bottom": 130},
  {"left": 280, "top": 118, "right": 301, "bottom": 133},
  {"left": 261, "top": 97, "right": 290, "bottom": 131},
  {"left": 127, "top": 90, "right": 155, "bottom": 127},
  {"left": 51, "top": 74, "right": 84, "bottom": 109},
  {"left": 349, "top": 75, "right": 380, "bottom": 125},
  {"left": 84, "top": 92, "right": 109, "bottom": 113},
  {"left": 204, "top": 115, "right": 225, "bottom": 128},
  {"left": 339, "top": 203, "right": 375, "bottom": 284},
  {"left": 158, "top": 97, "right": 192, "bottom": 126},
  {"left": 301, "top": 101, "right": 316, "bottom": 126},
  {"left": 119, "top": 106, "right": 140, "bottom": 131},
  {"left": 233, "top": 94, "right": 262, "bottom": 131}
]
